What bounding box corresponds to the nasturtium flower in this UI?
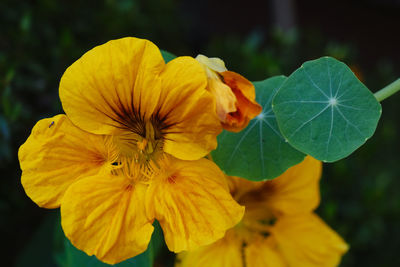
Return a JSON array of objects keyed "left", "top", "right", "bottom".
[
  {"left": 176, "top": 156, "right": 349, "bottom": 267},
  {"left": 195, "top": 54, "right": 262, "bottom": 132},
  {"left": 19, "top": 37, "right": 245, "bottom": 264},
  {"left": 60, "top": 37, "right": 222, "bottom": 162}
]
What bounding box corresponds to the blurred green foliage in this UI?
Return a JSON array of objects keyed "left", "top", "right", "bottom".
[{"left": 1, "top": 0, "right": 400, "bottom": 266}]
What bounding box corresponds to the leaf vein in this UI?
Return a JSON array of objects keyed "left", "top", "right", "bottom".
[
  {"left": 226, "top": 121, "right": 258, "bottom": 166},
  {"left": 289, "top": 104, "right": 330, "bottom": 139},
  {"left": 259, "top": 121, "right": 265, "bottom": 176},
  {"left": 303, "top": 67, "right": 330, "bottom": 99},
  {"left": 335, "top": 106, "right": 364, "bottom": 137}
]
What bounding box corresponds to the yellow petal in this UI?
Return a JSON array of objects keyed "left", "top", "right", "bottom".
[
  {"left": 270, "top": 214, "right": 349, "bottom": 267},
  {"left": 19, "top": 114, "right": 114, "bottom": 208},
  {"left": 263, "top": 156, "right": 322, "bottom": 215},
  {"left": 146, "top": 157, "right": 244, "bottom": 252},
  {"left": 245, "top": 237, "right": 287, "bottom": 267},
  {"left": 176, "top": 230, "right": 243, "bottom": 267},
  {"left": 159, "top": 57, "right": 222, "bottom": 160},
  {"left": 208, "top": 78, "right": 238, "bottom": 122},
  {"left": 59, "top": 37, "right": 164, "bottom": 135},
  {"left": 61, "top": 173, "right": 154, "bottom": 265},
  {"left": 195, "top": 54, "right": 228, "bottom": 73}
]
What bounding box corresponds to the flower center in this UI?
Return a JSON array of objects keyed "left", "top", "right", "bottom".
[
  {"left": 232, "top": 188, "right": 277, "bottom": 242},
  {"left": 113, "top": 119, "right": 163, "bottom": 168},
  {"left": 234, "top": 207, "right": 276, "bottom": 243}
]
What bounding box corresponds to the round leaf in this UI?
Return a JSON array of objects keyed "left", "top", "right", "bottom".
[
  {"left": 212, "top": 76, "right": 305, "bottom": 181},
  {"left": 272, "top": 56, "right": 382, "bottom": 162}
]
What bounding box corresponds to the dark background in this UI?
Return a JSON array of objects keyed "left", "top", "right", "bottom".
[{"left": 1, "top": 0, "right": 400, "bottom": 266}]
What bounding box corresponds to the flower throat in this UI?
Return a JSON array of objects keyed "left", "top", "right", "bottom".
[{"left": 113, "top": 119, "right": 163, "bottom": 167}]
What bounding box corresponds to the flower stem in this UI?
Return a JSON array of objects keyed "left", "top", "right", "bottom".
[{"left": 374, "top": 78, "right": 400, "bottom": 102}]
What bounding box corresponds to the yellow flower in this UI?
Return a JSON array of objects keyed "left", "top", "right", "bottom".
[
  {"left": 60, "top": 38, "right": 222, "bottom": 162},
  {"left": 19, "top": 37, "right": 244, "bottom": 264},
  {"left": 195, "top": 54, "right": 262, "bottom": 132},
  {"left": 176, "top": 156, "right": 349, "bottom": 267}
]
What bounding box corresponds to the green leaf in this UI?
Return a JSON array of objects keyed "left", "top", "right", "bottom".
[
  {"left": 160, "top": 50, "right": 176, "bottom": 63},
  {"left": 55, "top": 218, "right": 164, "bottom": 267},
  {"left": 211, "top": 76, "right": 305, "bottom": 181},
  {"left": 272, "top": 56, "right": 382, "bottom": 162}
]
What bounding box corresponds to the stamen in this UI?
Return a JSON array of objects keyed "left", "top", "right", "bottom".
[
  {"left": 103, "top": 135, "right": 120, "bottom": 164},
  {"left": 112, "top": 155, "right": 155, "bottom": 185}
]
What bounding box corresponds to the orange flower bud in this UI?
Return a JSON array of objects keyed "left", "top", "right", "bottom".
[{"left": 196, "top": 55, "right": 262, "bottom": 132}]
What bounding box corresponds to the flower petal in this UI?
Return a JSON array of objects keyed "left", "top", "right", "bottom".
[
  {"left": 270, "top": 213, "right": 349, "bottom": 267},
  {"left": 262, "top": 156, "right": 322, "bottom": 215},
  {"left": 19, "top": 115, "right": 113, "bottom": 208},
  {"left": 60, "top": 37, "right": 164, "bottom": 135},
  {"left": 245, "top": 236, "right": 287, "bottom": 267},
  {"left": 61, "top": 173, "right": 154, "bottom": 265},
  {"left": 195, "top": 54, "right": 228, "bottom": 73},
  {"left": 221, "top": 71, "right": 262, "bottom": 132},
  {"left": 159, "top": 57, "right": 222, "bottom": 160},
  {"left": 146, "top": 157, "right": 244, "bottom": 252},
  {"left": 176, "top": 230, "right": 243, "bottom": 267},
  {"left": 208, "top": 78, "right": 238, "bottom": 122}
]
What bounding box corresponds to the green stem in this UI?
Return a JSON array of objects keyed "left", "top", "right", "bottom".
[{"left": 374, "top": 78, "right": 400, "bottom": 102}]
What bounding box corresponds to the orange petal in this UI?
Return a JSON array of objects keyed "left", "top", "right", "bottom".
[
  {"left": 159, "top": 57, "right": 222, "bottom": 160},
  {"left": 262, "top": 156, "right": 322, "bottom": 215},
  {"left": 245, "top": 236, "right": 287, "bottom": 267},
  {"left": 61, "top": 173, "right": 154, "bottom": 265},
  {"left": 270, "top": 214, "right": 349, "bottom": 267},
  {"left": 146, "top": 157, "right": 244, "bottom": 252},
  {"left": 59, "top": 37, "right": 164, "bottom": 135},
  {"left": 176, "top": 230, "right": 243, "bottom": 267},
  {"left": 19, "top": 114, "right": 114, "bottom": 208},
  {"left": 221, "top": 71, "right": 262, "bottom": 132}
]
